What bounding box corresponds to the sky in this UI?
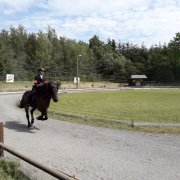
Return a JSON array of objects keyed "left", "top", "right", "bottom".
[{"left": 0, "top": 0, "right": 180, "bottom": 47}]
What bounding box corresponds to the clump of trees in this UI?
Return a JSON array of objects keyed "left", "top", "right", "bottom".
[{"left": 0, "top": 25, "right": 180, "bottom": 82}]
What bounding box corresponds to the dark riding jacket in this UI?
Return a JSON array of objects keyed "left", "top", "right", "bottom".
[
  {"left": 28, "top": 75, "right": 46, "bottom": 105},
  {"left": 34, "top": 74, "right": 46, "bottom": 86},
  {"left": 32, "top": 75, "right": 46, "bottom": 95}
]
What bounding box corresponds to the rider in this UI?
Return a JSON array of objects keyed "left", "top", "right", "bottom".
[
  {"left": 33, "top": 67, "right": 46, "bottom": 92},
  {"left": 28, "top": 67, "right": 46, "bottom": 105}
]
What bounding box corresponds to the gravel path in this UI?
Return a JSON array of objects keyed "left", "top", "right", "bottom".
[{"left": 0, "top": 94, "right": 180, "bottom": 180}]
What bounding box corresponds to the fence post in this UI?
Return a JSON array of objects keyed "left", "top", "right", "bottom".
[{"left": 0, "top": 122, "right": 4, "bottom": 157}]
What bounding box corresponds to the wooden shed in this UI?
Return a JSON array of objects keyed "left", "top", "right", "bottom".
[{"left": 129, "top": 75, "right": 147, "bottom": 86}]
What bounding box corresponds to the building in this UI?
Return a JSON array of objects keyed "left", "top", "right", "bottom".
[{"left": 129, "top": 75, "right": 147, "bottom": 86}]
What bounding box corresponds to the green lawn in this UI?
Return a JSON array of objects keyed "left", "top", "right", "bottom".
[{"left": 49, "top": 89, "right": 180, "bottom": 123}]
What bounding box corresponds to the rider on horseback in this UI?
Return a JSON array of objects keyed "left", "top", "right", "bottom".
[
  {"left": 28, "top": 67, "right": 46, "bottom": 106},
  {"left": 34, "top": 67, "right": 46, "bottom": 93}
]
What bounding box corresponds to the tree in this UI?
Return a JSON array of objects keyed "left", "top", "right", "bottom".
[
  {"left": 9, "top": 25, "right": 28, "bottom": 80},
  {"left": 118, "top": 42, "right": 148, "bottom": 75},
  {"left": 167, "top": 33, "right": 180, "bottom": 80},
  {"left": 0, "top": 29, "right": 13, "bottom": 76},
  {"left": 146, "top": 44, "right": 172, "bottom": 81},
  {"left": 107, "top": 38, "right": 116, "bottom": 51},
  {"left": 89, "top": 35, "right": 104, "bottom": 60},
  {"left": 36, "top": 31, "right": 53, "bottom": 70},
  {"left": 24, "top": 33, "right": 37, "bottom": 75}
]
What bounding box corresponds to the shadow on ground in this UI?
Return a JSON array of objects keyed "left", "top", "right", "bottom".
[{"left": 5, "top": 121, "right": 40, "bottom": 133}]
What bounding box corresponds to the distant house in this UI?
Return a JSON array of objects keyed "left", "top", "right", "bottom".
[{"left": 129, "top": 75, "right": 147, "bottom": 86}]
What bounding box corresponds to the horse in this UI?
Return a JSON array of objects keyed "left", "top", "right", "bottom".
[{"left": 19, "top": 81, "right": 59, "bottom": 128}]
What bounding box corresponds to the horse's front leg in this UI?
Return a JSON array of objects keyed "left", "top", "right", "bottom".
[
  {"left": 36, "top": 113, "right": 43, "bottom": 120},
  {"left": 43, "top": 110, "right": 48, "bottom": 120},
  {"left": 37, "top": 111, "right": 48, "bottom": 120},
  {"left": 30, "top": 107, "right": 36, "bottom": 125},
  {"left": 25, "top": 106, "right": 31, "bottom": 128}
]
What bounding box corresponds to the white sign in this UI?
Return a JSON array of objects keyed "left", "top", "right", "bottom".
[
  {"left": 6, "top": 74, "right": 14, "bottom": 82},
  {"left": 74, "top": 77, "right": 80, "bottom": 83}
]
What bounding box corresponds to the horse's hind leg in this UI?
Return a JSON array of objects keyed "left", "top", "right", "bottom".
[
  {"left": 30, "top": 107, "right": 36, "bottom": 125},
  {"left": 25, "top": 106, "right": 31, "bottom": 128}
]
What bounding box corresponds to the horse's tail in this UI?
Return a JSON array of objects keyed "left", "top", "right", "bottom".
[
  {"left": 17, "top": 91, "right": 31, "bottom": 108},
  {"left": 16, "top": 98, "right": 24, "bottom": 108},
  {"left": 18, "top": 99, "right": 25, "bottom": 108}
]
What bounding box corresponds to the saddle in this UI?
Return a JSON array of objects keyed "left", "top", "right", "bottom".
[{"left": 28, "top": 85, "right": 45, "bottom": 106}]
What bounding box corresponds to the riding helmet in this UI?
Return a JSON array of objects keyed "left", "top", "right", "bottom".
[{"left": 38, "top": 67, "right": 45, "bottom": 72}]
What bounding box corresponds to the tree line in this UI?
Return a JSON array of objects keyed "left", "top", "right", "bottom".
[{"left": 0, "top": 25, "right": 180, "bottom": 82}]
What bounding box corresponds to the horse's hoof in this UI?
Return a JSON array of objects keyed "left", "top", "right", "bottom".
[
  {"left": 42, "top": 118, "right": 48, "bottom": 121},
  {"left": 36, "top": 116, "right": 43, "bottom": 120},
  {"left": 31, "top": 120, "right": 34, "bottom": 125},
  {"left": 28, "top": 124, "right": 31, "bottom": 128}
]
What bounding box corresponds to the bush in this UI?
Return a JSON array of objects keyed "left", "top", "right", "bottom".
[{"left": 0, "top": 159, "right": 30, "bottom": 180}]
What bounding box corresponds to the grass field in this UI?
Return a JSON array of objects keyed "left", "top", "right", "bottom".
[
  {"left": 48, "top": 89, "right": 180, "bottom": 134},
  {"left": 49, "top": 89, "right": 180, "bottom": 124}
]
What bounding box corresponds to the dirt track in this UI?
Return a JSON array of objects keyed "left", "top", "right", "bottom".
[{"left": 0, "top": 93, "right": 180, "bottom": 180}]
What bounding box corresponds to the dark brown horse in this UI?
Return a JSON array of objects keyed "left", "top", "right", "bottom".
[{"left": 19, "top": 81, "right": 59, "bottom": 128}]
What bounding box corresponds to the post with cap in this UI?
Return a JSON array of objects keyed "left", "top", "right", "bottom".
[
  {"left": 76, "top": 55, "right": 81, "bottom": 89},
  {"left": 0, "top": 122, "right": 4, "bottom": 157}
]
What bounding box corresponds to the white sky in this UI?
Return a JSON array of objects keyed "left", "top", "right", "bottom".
[{"left": 0, "top": 0, "right": 180, "bottom": 47}]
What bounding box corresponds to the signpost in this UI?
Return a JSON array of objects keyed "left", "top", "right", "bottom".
[{"left": 6, "top": 74, "right": 14, "bottom": 83}]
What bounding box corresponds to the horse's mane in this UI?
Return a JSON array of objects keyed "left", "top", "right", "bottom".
[
  {"left": 37, "top": 81, "right": 59, "bottom": 92},
  {"left": 46, "top": 81, "right": 59, "bottom": 88}
]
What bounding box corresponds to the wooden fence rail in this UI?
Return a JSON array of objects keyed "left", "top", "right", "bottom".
[
  {"left": 0, "top": 122, "right": 77, "bottom": 180},
  {"left": 0, "top": 122, "right": 3, "bottom": 157}
]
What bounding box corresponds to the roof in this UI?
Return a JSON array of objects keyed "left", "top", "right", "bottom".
[{"left": 131, "top": 75, "right": 147, "bottom": 79}]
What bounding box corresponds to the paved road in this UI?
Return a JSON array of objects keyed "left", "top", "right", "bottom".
[{"left": 0, "top": 94, "right": 180, "bottom": 180}]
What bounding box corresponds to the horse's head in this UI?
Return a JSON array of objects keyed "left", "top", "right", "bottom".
[{"left": 48, "top": 81, "right": 59, "bottom": 102}]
